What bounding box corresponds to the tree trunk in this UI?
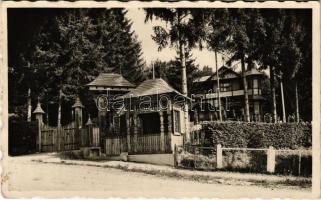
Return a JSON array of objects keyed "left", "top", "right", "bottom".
[
  {"left": 57, "top": 89, "right": 62, "bottom": 128},
  {"left": 27, "top": 88, "right": 32, "bottom": 122},
  {"left": 214, "top": 51, "right": 222, "bottom": 121},
  {"left": 295, "top": 81, "right": 300, "bottom": 122},
  {"left": 280, "top": 77, "right": 286, "bottom": 122},
  {"left": 270, "top": 65, "right": 277, "bottom": 123},
  {"left": 179, "top": 41, "right": 188, "bottom": 96},
  {"left": 241, "top": 56, "right": 250, "bottom": 122},
  {"left": 177, "top": 11, "right": 189, "bottom": 141},
  {"left": 179, "top": 39, "right": 190, "bottom": 142}
]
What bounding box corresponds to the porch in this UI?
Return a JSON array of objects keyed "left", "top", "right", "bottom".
[{"left": 88, "top": 77, "right": 188, "bottom": 157}]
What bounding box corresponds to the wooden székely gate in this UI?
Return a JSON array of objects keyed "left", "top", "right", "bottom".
[{"left": 33, "top": 97, "right": 91, "bottom": 152}]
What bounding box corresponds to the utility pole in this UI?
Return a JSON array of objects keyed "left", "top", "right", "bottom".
[{"left": 215, "top": 51, "right": 222, "bottom": 122}]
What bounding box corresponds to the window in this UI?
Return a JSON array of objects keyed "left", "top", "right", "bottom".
[
  {"left": 225, "top": 97, "right": 231, "bottom": 111},
  {"left": 220, "top": 82, "right": 231, "bottom": 92},
  {"left": 214, "top": 99, "right": 218, "bottom": 108},
  {"left": 247, "top": 79, "right": 253, "bottom": 89},
  {"left": 253, "top": 79, "right": 258, "bottom": 88},
  {"left": 140, "top": 113, "right": 160, "bottom": 134},
  {"left": 173, "top": 110, "right": 181, "bottom": 133},
  {"left": 119, "top": 115, "right": 127, "bottom": 135}
]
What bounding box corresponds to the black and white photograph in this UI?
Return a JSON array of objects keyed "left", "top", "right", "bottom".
[{"left": 1, "top": 1, "right": 320, "bottom": 198}]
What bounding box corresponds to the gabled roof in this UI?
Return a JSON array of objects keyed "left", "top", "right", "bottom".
[
  {"left": 193, "top": 64, "right": 265, "bottom": 83},
  {"left": 193, "top": 66, "right": 241, "bottom": 84},
  {"left": 210, "top": 66, "right": 241, "bottom": 80},
  {"left": 72, "top": 97, "right": 84, "bottom": 108},
  {"left": 86, "top": 73, "right": 135, "bottom": 88},
  {"left": 229, "top": 61, "right": 265, "bottom": 76},
  {"left": 120, "top": 78, "right": 187, "bottom": 99},
  {"left": 33, "top": 102, "right": 45, "bottom": 114}
]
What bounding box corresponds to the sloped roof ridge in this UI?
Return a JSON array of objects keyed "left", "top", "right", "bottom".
[
  {"left": 86, "top": 72, "right": 135, "bottom": 88},
  {"left": 120, "top": 78, "right": 186, "bottom": 99}
]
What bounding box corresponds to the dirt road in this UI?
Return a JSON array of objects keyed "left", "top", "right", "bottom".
[{"left": 3, "top": 155, "right": 312, "bottom": 198}]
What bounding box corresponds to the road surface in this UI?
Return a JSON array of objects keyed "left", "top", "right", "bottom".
[{"left": 3, "top": 155, "right": 312, "bottom": 198}]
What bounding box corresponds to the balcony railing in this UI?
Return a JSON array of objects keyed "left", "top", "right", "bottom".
[{"left": 199, "top": 89, "right": 262, "bottom": 99}]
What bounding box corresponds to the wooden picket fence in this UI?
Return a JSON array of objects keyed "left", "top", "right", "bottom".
[
  {"left": 92, "top": 127, "right": 100, "bottom": 147},
  {"left": 136, "top": 134, "right": 171, "bottom": 154},
  {"left": 136, "top": 134, "right": 161, "bottom": 153},
  {"left": 105, "top": 133, "right": 171, "bottom": 155},
  {"left": 80, "top": 128, "right": 89, "bottom": 147},
  {"left": 105, "top": 135, "right": 128, "bottom": 155}
]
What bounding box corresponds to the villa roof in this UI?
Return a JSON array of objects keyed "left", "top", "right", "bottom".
[
  {"left": 245, "top": 67, "right": 264, "bottom": 76},
  {"left": 211, "top": 66, "right": 241, "bottom": 80},
  {"left": 120, "top": 78, "right": 188, "bottom": 99},
  {"left": 86, "top": 73, "right": 135, "bottom": 88},
  {"left": 193, "top": 64, "right": 265, "bottom": 83}
]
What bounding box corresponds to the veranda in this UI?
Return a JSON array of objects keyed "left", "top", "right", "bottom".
[{"left": 103, "top": 78, "right": 189, "bottom": 156}]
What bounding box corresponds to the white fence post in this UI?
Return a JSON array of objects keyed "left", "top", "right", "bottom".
[
  {"left": 216, "top": 144, "right": 223, "bottom": 169},
  {"left": 267, "top": 146, "right": 275, "bottom": 173}
]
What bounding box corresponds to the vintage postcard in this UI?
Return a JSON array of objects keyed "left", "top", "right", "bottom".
[{"left": 1, "top": 1, "right": 320, "bottom": 198}]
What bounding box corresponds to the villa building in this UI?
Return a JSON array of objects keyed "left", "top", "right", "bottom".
[{"left": 192, "top": 65, "right": 267, "bottom": 122}]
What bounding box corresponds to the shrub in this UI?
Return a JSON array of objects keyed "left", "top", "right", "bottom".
[
  {"left": 9, "top": 120, "right": 38, "bottom": 156},
  {"left": 275, "top": 154, "right": 312, "bottom": 176},
  {"left": 199, "top": 121, "right": 311, "bottom": 149},
  {"left": 222, "top": 150, "right": 267, "bottom": 173}
]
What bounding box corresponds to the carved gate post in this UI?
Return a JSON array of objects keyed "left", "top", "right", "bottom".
[
  {"left": 72, "top": 96, "right": 84, "bottom": 149},
  {"left": 86, "top": 114, "right": 93, "bottom": 146},
  {"left": 159, "top": 111, "right": 165, "bottom": 152},
  {"left": 33, "top": 97, "right": 45, "bottom": 152}
]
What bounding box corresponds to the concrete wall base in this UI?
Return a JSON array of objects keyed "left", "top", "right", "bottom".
[
  {"left": 80, "top": 147, "right": 101, "bottom": 158},
  {"left": 128, "top": 154, "right": 174, "bottom": 166}
]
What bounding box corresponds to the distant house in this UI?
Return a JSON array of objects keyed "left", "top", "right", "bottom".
[{"left": 192, "top": 65, "right": 267, "bottom": 122}]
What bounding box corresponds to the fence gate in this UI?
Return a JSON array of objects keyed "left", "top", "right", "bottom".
[
  {"left": 40, "top": 122, "right": 79, "bottom": 152},
  {"left": 61, "top": 122, "right": 78, "bottom": 151},
  {"left": 40, "top": 125, "right": 58, "bottom": 152}
]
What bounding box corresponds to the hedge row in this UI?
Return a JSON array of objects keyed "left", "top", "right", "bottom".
[{"left": 199, "top": 121, "right": 311, "bottom": 149}]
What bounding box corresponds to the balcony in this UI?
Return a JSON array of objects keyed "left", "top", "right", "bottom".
[{"left": 196, "top": 89, "right": 262, "bottom": 99}]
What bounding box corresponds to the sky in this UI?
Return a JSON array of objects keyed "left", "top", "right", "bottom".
[{"left": 126, "top": 8, "right": 224, "bottom": 71}]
